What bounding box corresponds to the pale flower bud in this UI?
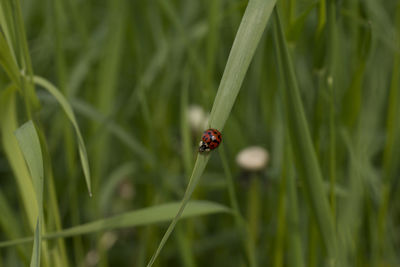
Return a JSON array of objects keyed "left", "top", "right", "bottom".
[
  {"left": 118, "top": 180, "right": 134, "bottom": 200},
  {"left": 100, "top": 232, "right": 118, "bottom": 250},
  {"left": 85, "top": 250, "right": 99, "bottom": 266},
  {"left": 236, "top": 146, "right": 269, "bottom": 171},
  {"left": 187, "top": 105, "right": 209, "bottom": 132}
]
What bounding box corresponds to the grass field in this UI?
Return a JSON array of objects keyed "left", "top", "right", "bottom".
[{"left": 0, "top": 0, "right": 400, "bottom": 266}]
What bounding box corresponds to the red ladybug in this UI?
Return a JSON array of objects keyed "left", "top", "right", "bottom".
[{"left": 199, "top": 128, "right": 222, "bottom": 152}]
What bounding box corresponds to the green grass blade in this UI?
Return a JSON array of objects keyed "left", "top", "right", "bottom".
[
  {"left": 274, "top": 167, "right": 287, "bottom": 267},
  {"left": 337, "top": 131, "right": 365, "bottom": 266},
  {"left": 15, "top": 121, "right": 44, "bottom": 203},
  {"left": 146, "top": 155, "right": 210, "bottom": 267},
  {"left": 272, "top": 8, "right": 337, "bottom": 263},
  {"left": 15, "top": 120, "right": 44, "bottom": 267},
  {"left": 0, "top": 1, "right": 18, "bottom": 62},
  {"left": 147, "top": 0, "right": 276, "bottom": 266},
  {"left": 68, "top": 98, "right": 153, "bottom": 163},
  {"left": 12, "top": 0, "right": 40, "bottom": 113},
  {"left": 47, "top": 200, "right": 229, "bottom": 239},
  {"left": 0, "top": 32, "right": 20, "bottom": 87},
  {"left": 219, "top": 145, "right": 256, "bottom": 266},
  {"left": 0, "top": 201, "right": 230, "bottom": 247},
  {"left": 0, "top": 189, "right": 28, "bottom": 260},
  {"left": 209, "top": 0, "right": 276, "bottom": 130},
  {"left": 285, "top": 138, "right": 305, "bottom": 267},
  {"left": 0, "top": 87, "right": 38, "bottom": 230},
  {"left": 29, "top": 220, "right": 40, "bottom": 267},
  {"left": 32, "top": 75, "right": 92, "bottom": 197}
]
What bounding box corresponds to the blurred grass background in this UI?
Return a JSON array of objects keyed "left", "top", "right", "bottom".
[{"left": 0, "top": 0, "right": 400, "bottom": 266}]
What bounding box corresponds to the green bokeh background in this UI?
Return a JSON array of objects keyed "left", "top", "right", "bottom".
[{"left": 1, "top": 0, "right": 400, "bottom": 266}]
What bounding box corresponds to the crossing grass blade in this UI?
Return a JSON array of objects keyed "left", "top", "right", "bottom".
[
  {"left": 146, "top": 0, "right": 277, "bottom": 266},
  {"left": 272, "top": 8, "right": 337, "bottom": 263},
  {"left": 0, "top": 201, "right": 230, "bottom": 247},
  {"left": 32, "top": 76, "right": 92, "bottom": 197},
  {"left": 29, "top": 220, "right": 40, "bottom": 267},
  {"left": 15, "top": 121, "right": 44, "bottom": 267}
]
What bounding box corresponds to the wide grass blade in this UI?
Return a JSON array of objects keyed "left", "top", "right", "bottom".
[
  {"left": 0, "top": 87, "right": 38, "bottom": 230},
  {"left": 15, "top": 121, "right": 44, "bottom": 204},
  {"left": 15, "top": 120, "right": 44, "bottom": 267},
  {"left": 272, "top": 8, "right": 337, "bottom": 263},
  {"left": 146, "top": 0, "right": 276, "bottom": 266},
  {"left": 32, "top": 76, "right": 92, "bottom": 197},
  {"left": 0, "top": 201, "right": 230, "bottom": 247},
  {"left": 209, "top": 0, "right": 276, "bottom": 130}
]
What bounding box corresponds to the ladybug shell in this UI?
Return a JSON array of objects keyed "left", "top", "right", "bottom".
[{"left": 201, "top": 128, "right": 222, "bottom": 150}]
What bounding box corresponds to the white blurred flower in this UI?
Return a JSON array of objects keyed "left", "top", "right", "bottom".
[
  {"left": 85, "top": 250, "right": 99, "bottom": 266},
  {"left": 187, "top": 105, "right": 209, "bottom": 133},
  {"left": 118, "top": 180, "right": 134, "bottom": 200},
  {"left": 100, "top": 232, "right": 118, "bottom": 250},
  {"left": 236, "top": 146, "right": 269, "bottom": 171}
]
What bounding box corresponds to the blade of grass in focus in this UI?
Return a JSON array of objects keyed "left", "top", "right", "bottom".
[
  {"left": 146, "top": 0, "right": 276, "bottom": 266},
  {"left": 32, "top": 76, "right": 92, "bottom": 197},
  {"left": 0, "top": 201, "right": 230, "bottom": 247},
  {"left": 15, "top": 121, "right": 44, "bottom": 267},
  {"left": 272, "top": 7, "right": 337, "bottom": 264}
]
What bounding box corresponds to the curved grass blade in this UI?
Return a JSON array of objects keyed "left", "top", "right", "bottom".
[
  {"left": 70, "top": 98, "right": 154, "bottom": 163},
  {"left": 0, "top": 201, "right": 230, "bottom": 247},
  {"left": 32, "top": 76, "right": 92, "bottom": 197},
  {"left": 15, "top": 120, "right": 44, "bottom": 267},
  {"left": 146, "top": 0, "right": 276, "bottom": 266}
]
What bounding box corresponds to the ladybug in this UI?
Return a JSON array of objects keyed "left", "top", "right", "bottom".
[{"left": 199, "top": 128, "right": 222, "bottom": 152}]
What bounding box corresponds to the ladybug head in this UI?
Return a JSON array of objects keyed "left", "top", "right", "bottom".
[{"left": 199, "top": 141, "right": 210, "bottom": 152}]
